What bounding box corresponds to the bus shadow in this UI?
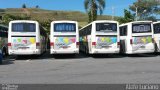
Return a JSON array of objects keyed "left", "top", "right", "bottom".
[
  {"left": 14, "top": 51, "right": 89, "bottom": 60},
  {"left": 126, "top": 53, "right": 159, "bottom": 58},
  {"left": 0, "top": 59, "right": 14, "bottom": 65},
  {"left": 91, "top": 54, "right": 126, "bottom": 59},
  {"left": 51, "top": 52, "right": 89, "bottom": 59},
  {"left": 10, "top": 52, "right": 159, "bottom": 61}
]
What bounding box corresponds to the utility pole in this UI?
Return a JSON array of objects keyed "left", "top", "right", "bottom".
[
  {"left": 112, "top": 6, "right": 115, "bottom": 20},
  {"left": 135, "top": 7, "right": 138, "bottom": 21}
]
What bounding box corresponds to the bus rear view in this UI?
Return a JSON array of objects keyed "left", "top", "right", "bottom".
[
  {"left": 93, "top": 21, "right": 120, "bottom": 54},
  {"left": 119, "top": 21, "right": 155, "bottom": 54},
  {"left": 79, "top": 21, "right": 120, "bottom": 54},
  {"left": 8, "top": 20, "right": 41, "bottom": 55},
  {"left": 50, "top": 21, "right": 79, "bottom": 54}
]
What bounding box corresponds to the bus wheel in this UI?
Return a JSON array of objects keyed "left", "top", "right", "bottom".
[{"left": 154, "top": 43, "right": 158, "bottom": 53}]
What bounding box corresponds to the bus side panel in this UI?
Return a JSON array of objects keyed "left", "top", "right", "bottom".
[
  {"left": 80, "top": 36, "right": 88, "bottom": 53},
  {"left": 40, "top": 35, "right": 46, "bottom": 53},
  {"left": 154, "top": 34, "right": 160, "bottom": 52},
  {"left": 120, "top": 36, "right": 127, "bottom": 54}
]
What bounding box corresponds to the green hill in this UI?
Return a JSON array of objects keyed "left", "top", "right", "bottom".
[{"left": 0, "top": 8, "right": 120, "bottom": 27}]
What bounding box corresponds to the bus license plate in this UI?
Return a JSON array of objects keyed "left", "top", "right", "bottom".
[
  {"left": 140, "top": 46, "right": 145, "bottom": 48},
  {"left": 102, "top": 46, "right": 111, "bottom": 48},
  {"left": 62, "top": 46, "right": 68, "bottom": 49},
  {"left": 19, "top": 47, "right": 28, "bottom": 50}
]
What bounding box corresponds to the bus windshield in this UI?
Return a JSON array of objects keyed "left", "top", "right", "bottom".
[
  {"left": 132, "top": 23, "right": 151, "bottom": 33},
  {"left": 154, "top": 23, "right": 160, "bottom": 34},
  {"left": 12, "top": 23, "right": 36, "bottom": 32},
  {"left": 96, "top": 23, "right": 117, "bottom": 32},
  {"left": 54, "top": 23, "right": 76, "bottom": 32}
]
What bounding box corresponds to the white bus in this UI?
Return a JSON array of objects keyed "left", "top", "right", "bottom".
[
  {"left": 153, "top": 21, "right": 160, "bottom": 52},
  {"left": 79, "top": 20, "right": 120, "bottom": 54},
  {"left": 8, "top": 20, "right": 47, "bottom": 55},
  {"left": 119, "top": 21, "right": 155, "bottom": 54},
  {"left": 50, "top": 21, "right": 79, "bottom": 54},
  {"left": 0, "top": 24, "right": 8, "bottom": 57}
]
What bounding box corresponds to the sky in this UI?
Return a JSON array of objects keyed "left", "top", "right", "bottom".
[{"left": 0, "top": 0, "right": 136, "bottom": 16}]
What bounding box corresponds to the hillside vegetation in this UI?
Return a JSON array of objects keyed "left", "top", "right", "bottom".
[{"left": 0, "top": 8, "right": 120, "bottom": 27}]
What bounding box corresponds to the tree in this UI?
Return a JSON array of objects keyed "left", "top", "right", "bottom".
[
  {"left": 1, "top": 14, "right": 30, "bottom": 25},
  {"left": 118, "top": 9, "right": 134, "bottom": 24},
  {"left": 22, "top": 4, "right": 27, "bottom": 8},
  {"left": 129, "top": 0, "right": 160, "bottom": 20},
  {"left": 84, "top": 0, "right": 105, "bottom": 23},
  {"left": 36, "top": 5, "right": 39, "bottom": 9}
]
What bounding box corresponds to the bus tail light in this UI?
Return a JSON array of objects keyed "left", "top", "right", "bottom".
[
  {"left": 92, "top": 42, "right": 96, "bottom": 48},
  {"left": 8, "top": 43, "right": 12, "bottom": 49},
  {"left": 130, "top": 39, "right": 133, "bottom": 45},
  {"left": 76, "top": 42, "right": 79, "bottom": 48},
  {"left": 92, "top": 42, "right": 96, "bottom": 45},
  {"left": 36, "top": 42, "right": 40, "bottom": 49},
  {"left": 8, "top": 43, "right": 12, "bottom": 46},
  {"left": 50, "top": 42, "right": 54, "bottom": 46},
  {"left": 50, "top": 42, "right": 54, "bottom": 49}
]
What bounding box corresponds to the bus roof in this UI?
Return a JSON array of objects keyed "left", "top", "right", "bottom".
[
  {"left": 9, "top": 20, "right": 38, "bottom": 24},
  {"left": 51, "top": 20, "right": 78, "bottom": 24},
  {"left": 79, "top": 20, "right": 118, "bottom": 31},
  {"left": 120, "top": 21, "right": 153, "bottom": 27},
  {"left": 153, "top": 21, "right": 160, "bottom": 24}
]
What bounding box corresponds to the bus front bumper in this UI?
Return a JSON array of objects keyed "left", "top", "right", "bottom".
[
  {"left": 50, "top": 49, "right": 79, "bottom": 54},
  {"left": 9, "top": 50, "right": 41, "bottom": 55}
]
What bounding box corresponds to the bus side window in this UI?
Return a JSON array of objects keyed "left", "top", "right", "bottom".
[
  {"left": 124, "top": 26, "right": 127, "bottom": 36},
  {"left": 88, "top": 25, "right": 91, "bottom": 35},
  {"left": 85, "top": 25, "right": 91, "bottom": 36},
  {"left": 120, "top": 27, "right": 123, "bottom": 36}
]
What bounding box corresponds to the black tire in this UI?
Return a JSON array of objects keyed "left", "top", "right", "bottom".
[
  {"left": 120, "top": 40, "right": 126, "bottom": 54},
  {"left": 123, "top": 43, "right": 126, "bottom": 53},
  {"left": 120, "top": 41, "right": 123, "bottom": 54},
  {"left": 2, "top": 49, "right": 6, "bottom": 58},
  {"left": 154, "top": 43, "right": 158, "bottom": 53}
]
